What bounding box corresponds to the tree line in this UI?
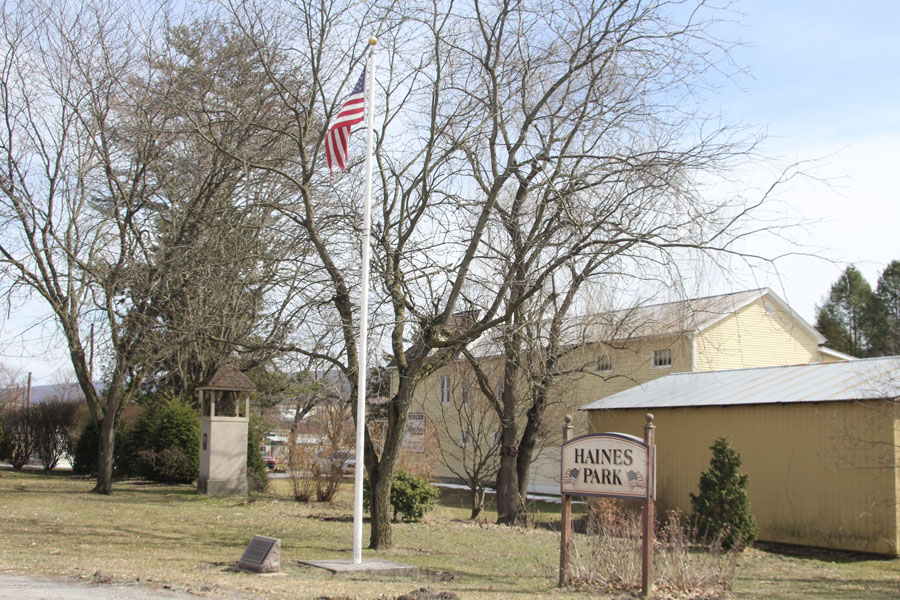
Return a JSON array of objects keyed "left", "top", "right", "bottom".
[
  {"left": 0, "top": 0, "right": 790, "bottom": 548},
  {"left": 815, "top": 262, "right": 900, "bottom": 357}
]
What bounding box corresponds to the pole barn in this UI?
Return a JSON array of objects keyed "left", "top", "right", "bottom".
[{"left": 581, "top": 357, "right": 900, "bottom": 555}]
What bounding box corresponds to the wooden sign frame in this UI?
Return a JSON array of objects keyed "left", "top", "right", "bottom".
[{"left": 558, "top": 414, "right": 656, "bottom": 597}]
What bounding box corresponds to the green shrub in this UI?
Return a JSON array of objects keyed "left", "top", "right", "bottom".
[
  {"left": 72, "top": 406, "right": 141, "bottom": 477},
  {"left": 363, "top": 469, "right": 438, "bottom": 522},
  {"left": 72, "top": 420, "right": 99, "bottom": 475},
  {"left": 136, "top": 397, "right": 199, "bottom": 484},
  {"left": 138, "top": 446, "right": 196, "bottom": 484},
  {"left": 688, "top": 436, "right": 758, "bottom": 550},
  {"left": 246, "top": 413, "right": 269, "bottom": 493},
  {"left": 0, "top": 413, "right": 13, "bottom": 461}
]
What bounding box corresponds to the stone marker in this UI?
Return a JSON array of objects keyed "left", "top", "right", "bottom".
[{"left": 238, "top": 535, "right": 280, "bottom": 573}]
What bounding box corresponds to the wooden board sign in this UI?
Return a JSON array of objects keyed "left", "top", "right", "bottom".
[{"left": 560, "top": 433, "right": 650, "bottom": 499}]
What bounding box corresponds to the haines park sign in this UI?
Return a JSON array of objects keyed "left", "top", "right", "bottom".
[
  {"left": 558, "top": 416, "right": 657, "bottom": 596},
  {"left": 561, "top": 433, "right": 653, "bottom": 499}
]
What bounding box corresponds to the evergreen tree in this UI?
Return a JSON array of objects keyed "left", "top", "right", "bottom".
[
  {"left": 689, "top": 437, "right": 758, "bottom": 550},
  {"left": 867, "top": 261, "right": 900, "bottom": 356},
  {"left": 814, "top": 265, "right": 874, "bottom": 357},
  {"left": 0, "top": 413, "right": 13, "bottom": 461},
  {"left": 247, "top": 413, "right": 270, "bottom": 494}
]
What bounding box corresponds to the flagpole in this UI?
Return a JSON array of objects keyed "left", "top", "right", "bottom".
[{"left": 353, "top": 36, "right": 377, "bottom": 566}]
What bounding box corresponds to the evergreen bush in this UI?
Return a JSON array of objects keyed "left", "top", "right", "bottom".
[
  {"left": 246, "top": 413, "right": 269, "bottom": 493},
  {"left": 72, "top": 420, "right": 99, "bottom": 475},
  {"left": 136, "top": 397, "right": 200, "bottom": 484},
  {"left": 364, "top": 469, "right": 438, "bottom": 522},
  {"left": 688, "top": 436, "right": 758, "bottom": 550},
  {"left": 0, "top": 413, "right": 13, "bottom": 461}
]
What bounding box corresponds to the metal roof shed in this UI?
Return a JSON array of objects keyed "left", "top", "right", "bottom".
[{"left": 580, "top": 357, "right": 900, "bottom": 555}]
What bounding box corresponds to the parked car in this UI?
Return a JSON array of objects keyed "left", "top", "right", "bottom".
[{"left": 312, "top": 450, "right": 354, "bottom": 475}]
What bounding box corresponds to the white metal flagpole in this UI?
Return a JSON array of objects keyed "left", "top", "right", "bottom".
[{"left": 353, "top": 36, "right": 377, "bottom": 566}]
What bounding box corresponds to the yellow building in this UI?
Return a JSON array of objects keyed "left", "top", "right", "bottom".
[
  {"left": 412, "top": 288, "right": 848, "bottom": 494},
  {"left": 581, "top": 357, "right": 900, "bottom": 555}
]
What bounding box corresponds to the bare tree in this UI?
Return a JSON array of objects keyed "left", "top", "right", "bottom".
[
  {"left": 181, "top": 0, "right": 788, "bottom": 546},
  {"left": 0, "top": 366, "right": 33, "bottom": 470},
  {"left": 0, "top": 1, "right": 308, "bottom": 491},
  {"left": 434, "top": 363, "right": 501, "bottom": 519}
]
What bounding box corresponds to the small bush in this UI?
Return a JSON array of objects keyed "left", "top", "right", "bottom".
[
  {"left": 112, "top": 396, "right": 199, "bottom": 483},
  {"left": 2, "top": 406, "right": 35, "bottom": 470},
  {"left": 688, "top": 436, "right": 758, "bottom": 550},
  {"left": 141, "top": 397, "right": 199, "bottom": 483},
  {"left": 138, "top": 446, "right": 196, "bottom": 484},
  {"left": 72, "top": 407, "right": 141, "bottom": 477},
  {"left": 31, "top": 400, "right": 80, "bottom": 471},
  {"left": 570, "top": 501, "right": 738, "bottom": 597},
  {"left": 0, "top": 413, "right": 13, "bottom": 461},
  {"left": 287, "top": 440, "right": 317, "bottom": 502},
  {"left": 364, "top": 469, "right": 438, "bottom": 522},
  {"left": 247, "top": 413, "right": 269, "bottom": 494},
  {"left": 72, "top": 420, "right": 99, "bottom": 475}
]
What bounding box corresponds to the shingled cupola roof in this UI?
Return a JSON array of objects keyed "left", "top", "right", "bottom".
[{"left": 197, "top": 365, "right": 256, "bottom": 392}]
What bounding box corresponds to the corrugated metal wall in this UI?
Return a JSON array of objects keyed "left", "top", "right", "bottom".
[{"left": 587, "top": 401, "right": 899, "bottom": 555}]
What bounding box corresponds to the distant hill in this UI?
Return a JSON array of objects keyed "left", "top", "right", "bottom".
[{"left": 1, "top": 382, "right": 102, "bottom": 404}]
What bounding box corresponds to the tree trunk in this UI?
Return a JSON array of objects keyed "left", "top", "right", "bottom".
[
  {"left": 516, "top": 438, "right": 535, "bottom": 503},
  {"left": 496, "top": 440, "right": 525, "bottom": 525},
  {"left": 470, "top": 486, "right": 484, "bottom": 520},
  {"left": 94, "top": 409, "right": 116, "bottom": 495},
  {"left": 369, "top": 464, "right": 393, "bottom": 549}
]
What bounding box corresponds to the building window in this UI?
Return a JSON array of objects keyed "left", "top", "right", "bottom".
[
  {"left": 595, "top": 353, "right": 613, "bottom": 373},
  {"left": 491, "top": 431, "right": 501, "bottom": 447},
  {"left": 460, "top": 381, "right": 470, "bottom": 405},
  {"left": 439, "top": 375, "right": 450, "bottom": 405},
  {"left": 651, "top": 348, "right": 672, "bottom": 368},
  {"left": 459, "top": 430, "right": 470, "bottom": 448}
]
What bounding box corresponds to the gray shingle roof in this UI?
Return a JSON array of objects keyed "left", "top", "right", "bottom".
[
  {"left": 197, "top": 365, "right": 256, "bottom": 392},
  {"left": 468, "top": 288, "right": 824, "bottom": 358}
]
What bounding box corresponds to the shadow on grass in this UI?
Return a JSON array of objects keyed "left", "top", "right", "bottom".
[
  {"left": 744, "top": 577, "right": 900, "bottom": 600},
  {"left": 754, "top": 541, "right": 897, "bottom": 564}
]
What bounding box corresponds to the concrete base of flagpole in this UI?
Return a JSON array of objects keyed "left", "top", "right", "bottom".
[{"left": 298, "top": 558, "right": 419, "bottom": 577}]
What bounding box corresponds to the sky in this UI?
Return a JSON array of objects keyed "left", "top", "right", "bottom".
[
  {"left": 2, "top": 1, "right": 900, "bottom": 383},
  {"left": 704, "top": 1, "right": 900, "bottom": 317}
]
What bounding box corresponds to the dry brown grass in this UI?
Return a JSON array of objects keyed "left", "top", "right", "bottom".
[{"left": 1, "top": 471, "right": 898, "bottom": 599}]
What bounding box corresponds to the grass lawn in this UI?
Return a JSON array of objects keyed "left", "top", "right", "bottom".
[{"left": 0, "top": 470, "right": 898, "bottom": 599}]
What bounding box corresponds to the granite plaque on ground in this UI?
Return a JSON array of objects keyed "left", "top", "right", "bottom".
[{"left": 238, "top": 535, "right": 280, "bottom": 573}]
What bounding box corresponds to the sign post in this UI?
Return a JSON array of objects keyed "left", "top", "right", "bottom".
[
  {"left": 558, "top": 413, "right": 657, "bottom": 596},
  {"left": 641, "top": 414, "right": 656, "bottom": 597},
  {"left": 558, "top": 416, "right": 574, "bottom": 586}
]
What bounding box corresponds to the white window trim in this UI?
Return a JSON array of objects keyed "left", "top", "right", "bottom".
[
  {"left": 595, "top": 354, "right": 613, "bottom": 373},
  {"left": 651, "top": 348, "right": 672, "bottom": 369},
  {"left": 459, "top": 430, "right": 470, "bottom": 448},
  {"left": 439, "top": 375, "right": 450, "bottom": 405}
]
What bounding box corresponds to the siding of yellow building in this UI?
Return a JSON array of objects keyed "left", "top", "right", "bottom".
[
  {"left": 695, "top": 297, "right": 820, "bottom": 371},
  {"left": 586, "top": 402, "right": 899, "bottom": 555},
  {"left": 527, "top": 334, "right": 692, "bottom": 491},
  {"left": 407, "top": 290, "right": 839, "bottom": 497}
]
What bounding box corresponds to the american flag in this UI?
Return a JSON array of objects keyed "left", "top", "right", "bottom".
[
  {"left": 563, "top": 468, "right": 579, "bottom": 487},
  {"left": 325, "top": 68, "right": 367, "bottom": 175},
  {"left": 626, "top": 470, "right": 645, "bottom": 491}
]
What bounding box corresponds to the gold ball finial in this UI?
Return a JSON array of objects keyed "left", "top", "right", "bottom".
[
  {"left": 564, "top": 415, "right": 573, "bottom": 425},
  {"left": 369, "top": 36, "right": 378, "bottom": 46},
  {"left": 645, "top": 413, "right": 655, "bottom": 424}
]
